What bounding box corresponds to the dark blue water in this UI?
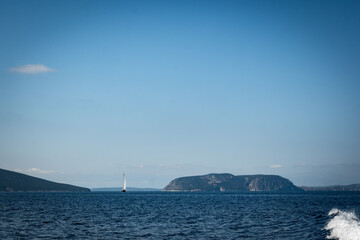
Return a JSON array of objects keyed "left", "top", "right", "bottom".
[{"left": 1, "top": 192, "right": 360, "bottom": 239}]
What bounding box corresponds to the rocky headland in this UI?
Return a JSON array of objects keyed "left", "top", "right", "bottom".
[
  {"left": 0, "top": 168, "right": 90, "bottom": 192},
  {"left": 163, "top": 173, "right": 304, "bottom": 192}
]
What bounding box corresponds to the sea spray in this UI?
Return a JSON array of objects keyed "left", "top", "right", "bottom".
[{"left": 325, "top": 208, "right": 360, "bottom": 240}]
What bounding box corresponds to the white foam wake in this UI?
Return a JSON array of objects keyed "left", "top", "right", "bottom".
[{"left": 325, "top": 208, "right": 360, "bottom": 240}]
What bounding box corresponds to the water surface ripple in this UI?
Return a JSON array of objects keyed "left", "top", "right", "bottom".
[{"left": 1, "top": 192, "right": 360, "bottom": 239}]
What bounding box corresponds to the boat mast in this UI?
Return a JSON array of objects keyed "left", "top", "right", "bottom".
[{"left": 122, "top": 172, "right": 126, "bottom": 192}]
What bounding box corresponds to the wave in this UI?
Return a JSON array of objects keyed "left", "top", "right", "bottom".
[{"left": 325, "top": 208, "right": 360, "bottom": 240}]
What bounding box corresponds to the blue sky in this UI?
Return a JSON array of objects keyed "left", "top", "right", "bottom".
[{"left": 1, "top": 0, "right": 359, "bottom": 188}]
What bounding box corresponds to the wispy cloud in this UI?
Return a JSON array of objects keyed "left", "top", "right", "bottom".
[
  {"left": 128, "top": 163, "right": 199, "bottom": 170},
  {"left": 9, "top": 64, "right": 55, "bottom": 74},
  {"left": 269, "top": 164, "right": 283, "bottom": 168},
  {"left": 14, "top": 168, "right": 55, "bottom": 174}
]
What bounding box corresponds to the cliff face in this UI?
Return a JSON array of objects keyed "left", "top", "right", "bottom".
[
  {"left": 0, "top": 168, "right": 90, "bottom": 192},
  {"left": 163, "top": 173, "right": 303, "bottom": 192}
]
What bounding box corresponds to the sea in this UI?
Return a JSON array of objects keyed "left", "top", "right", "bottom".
[{"left": 1, "top": 191, "right": 360, "bottom": 239}]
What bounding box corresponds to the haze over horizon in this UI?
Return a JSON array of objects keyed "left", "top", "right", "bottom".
[{"left": 1, "top": 0, "right": 360, "bottom": 189}]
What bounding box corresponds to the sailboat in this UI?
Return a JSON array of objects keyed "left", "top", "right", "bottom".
[{"left": 122, "top": 173, "right": 126, "bottom": 192}]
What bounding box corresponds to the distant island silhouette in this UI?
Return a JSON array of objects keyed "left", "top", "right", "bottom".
[
  {"left": 1, "top": 168, "right": 359, "bottom": 192},
  {"left": 163, "top": 173, "right": 304, "bottom": 192},
  {"left": 300, "top": 185, "right": 360, "bottom": 191},
  {"left": 0, "top": 168, "right": 90, "bottom": 192},
  {"left": 163, "top": 173, "right": 360, "bottom": 192}
]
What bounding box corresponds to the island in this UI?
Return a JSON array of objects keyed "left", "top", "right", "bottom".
[
  {"left": 0, "top": 168, "right": 90, "bottom": 192},
  {"left": 300, "top": 184, "right": 360, "bottom": 191},
  {"left": 163, "top": 173, "right": 304, "bottom": 192}
]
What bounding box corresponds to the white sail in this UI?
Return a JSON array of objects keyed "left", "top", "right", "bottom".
[{"left": 123, "top": 173, "right": 126, "bottom": 190}]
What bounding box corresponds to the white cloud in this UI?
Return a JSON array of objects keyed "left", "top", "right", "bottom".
[
  {"left": 269, "top": 164, "right": 283, "bottom": 168},
  {"left": 9, "top": 64, "right": 55, "bottom": 74},
  {"left": 128, "top": 163, "right": 196, "bottom": 170},
  {"left": 14, "top": 168, "right": 55, "bottom": 174}
]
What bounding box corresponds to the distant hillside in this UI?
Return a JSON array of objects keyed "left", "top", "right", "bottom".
[
  {"left": 301, "top": 184, "right": 360, "bottom": 191},
  {"left": 0, "top": 168, "right": 90, "bottom": 192},
  {"left": 92, "top": 187, "right": 161, "bottom": 192},
  {"left": 163, "top": 173, "right": 304, "bottom": 192}
]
